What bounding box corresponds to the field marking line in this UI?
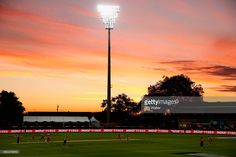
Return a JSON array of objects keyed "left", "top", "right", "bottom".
[
  {"left": 214, "top": 137, "right": 236, "bottom": 140},
  {"left": 12, "top": 138, "right": 142, "bottom": 144},
  {"left": 17, "top": 154, "right": 77, "bottom": 157},
  {"left": 187, "top": 153, "right": 230, "bottom": 157}
]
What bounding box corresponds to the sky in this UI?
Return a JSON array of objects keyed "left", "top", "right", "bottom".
[{"left": 0, "top": 0, "right": 236, "bottom": 112}]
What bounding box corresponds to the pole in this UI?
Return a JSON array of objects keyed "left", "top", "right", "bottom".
[{"left": 107, "top": 28, "right": 111, "bottom": 123}]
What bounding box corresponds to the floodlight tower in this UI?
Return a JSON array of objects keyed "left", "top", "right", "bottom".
[{"left": 97, "top": 5, "right": 120, "bottom": 123}]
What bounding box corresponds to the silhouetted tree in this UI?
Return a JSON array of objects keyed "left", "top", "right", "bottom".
[
  {"left": 0, "top": 90, "right": 25, "bottom": 128},
  {"left": 101, "top": 93, "right": 139, "bottom": 114},
  {"left": 147, "top": 74, "right": 204, "bottom": 96}
]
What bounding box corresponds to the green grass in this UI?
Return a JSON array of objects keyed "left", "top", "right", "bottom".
[{"left": 0, "top": 133, "right": 236, "bottom": 157}]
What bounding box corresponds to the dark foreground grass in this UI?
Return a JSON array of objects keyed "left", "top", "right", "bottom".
[{"left": 0, "top": 133, "right": 236, "bottom": 157}]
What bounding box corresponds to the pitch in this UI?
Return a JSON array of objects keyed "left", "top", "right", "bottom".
[{"left": 0, "top": 133, "right": 236, "bottom": 157}]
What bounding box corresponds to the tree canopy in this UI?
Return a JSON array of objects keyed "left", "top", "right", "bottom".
[
  {"left": 101, "top": 75, "right": 204, "bottom": 116},
  {"left": 147, "top": 74, "right": 204, "bottom": 96},
  {"left": 101, "top": 93, "right": 139, "bottom": 114},
  {"left": 0, "top": 90, "right": 25, "bottom": 127}
]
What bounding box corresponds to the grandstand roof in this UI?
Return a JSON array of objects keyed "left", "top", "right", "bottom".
[
  {"left": 23, "top": 116, "right": 90, "bottom": 122},
  {"left": 25, "top": 112, "right": 94, "bottom": 117}
]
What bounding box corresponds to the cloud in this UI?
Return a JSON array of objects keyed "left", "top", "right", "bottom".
[
  {"left": 213, "top": 37, "right": 236, "bottom": 52},
  {"left": 198, "top": 65, "right": 236, "bottom": 80},
  {"left": 0, "top": 47, "right": 106, "bottom": 74},
  {"left": 0, "top": 2, "right": 108, "bottom": 74},
  {"left": 158, "top": 60, "right": 236, "bottom": 80},
  {"left": 200, "top": 35, "right": 236, "bottom": 66},
  {"left": 215, "top": 85, "right": 236, "bottom": 92},
  {"left": 70, "top": 4, "right": 97, "bottom": 18},
  {"left": 142, "top": 66, "right": 165, "bottom": 71},
  {"left": 0, "top": 2, "right": 92, "bottom": 34},
  {"left": 160, "top": 60, "right": 195, "bottom": 64}
]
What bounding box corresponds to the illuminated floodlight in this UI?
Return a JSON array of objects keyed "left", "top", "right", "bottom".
[
  {"left": 97, "top": 4, "right": 120, "bottom": 29},
  {"left": 97, "top": 4, "right": 120, "bottom": 123}
]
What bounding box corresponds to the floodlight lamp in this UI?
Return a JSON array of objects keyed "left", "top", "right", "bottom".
[{"left": 97, "top": 4, "right": 120, "bottom": 29}]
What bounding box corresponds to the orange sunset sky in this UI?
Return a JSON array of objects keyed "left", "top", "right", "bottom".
[{"left": 0, "top": 0, "right": 236, "bottom": 112}]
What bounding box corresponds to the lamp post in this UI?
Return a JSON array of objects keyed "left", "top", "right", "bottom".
[{"left": 97, "top": 5, "right": 120, "bottom": 123}]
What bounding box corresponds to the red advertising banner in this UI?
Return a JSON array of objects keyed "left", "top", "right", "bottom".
[{"left": 0, "top": 129, "right": 236, "bottom": 135}]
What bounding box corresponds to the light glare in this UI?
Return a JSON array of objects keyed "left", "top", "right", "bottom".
[{"left": 97, "top": 5, "right": 120, "bottom": 29}]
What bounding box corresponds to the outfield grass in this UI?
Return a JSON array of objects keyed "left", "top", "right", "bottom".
[{"left": 0, "top": 133, "right": 236, "bottom": 157}]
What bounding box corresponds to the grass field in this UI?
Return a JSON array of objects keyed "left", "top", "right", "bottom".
[{"left": 0, "top": 133, "right": 236, "bottom": 157}]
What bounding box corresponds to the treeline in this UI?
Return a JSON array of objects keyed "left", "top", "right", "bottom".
[{"left": 101, "top": 74, "right": 203, "bottom": 115}]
